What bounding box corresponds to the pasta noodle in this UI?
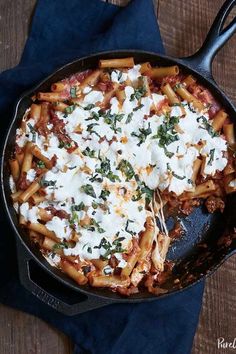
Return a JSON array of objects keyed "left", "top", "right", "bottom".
[{"left": 9, "top": 58, "right": 234, "bottom": 296}]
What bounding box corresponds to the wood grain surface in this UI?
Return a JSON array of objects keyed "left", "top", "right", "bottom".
[{"left": 0, "top": 0, "right": 235, "bottom": 353}]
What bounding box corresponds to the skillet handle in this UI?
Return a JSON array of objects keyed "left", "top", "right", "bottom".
[
  {"left": 181, "top": 0, "right": 236, "bottom": 80},
  {"left": 16, "top": 241, "right": 113, "bottom": 316}
]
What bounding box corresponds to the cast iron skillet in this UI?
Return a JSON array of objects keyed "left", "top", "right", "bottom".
[{"left": 1, "top": 0, "right": 236, "bottom": 315}]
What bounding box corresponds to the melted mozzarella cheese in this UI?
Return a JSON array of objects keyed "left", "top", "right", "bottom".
[{"left": 14, "top": 71, "right": 228, "bottom": 263}]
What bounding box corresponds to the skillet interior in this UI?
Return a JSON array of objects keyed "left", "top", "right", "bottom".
[{"left": 2, "top": 50, "right": 236, "bottom": 302}]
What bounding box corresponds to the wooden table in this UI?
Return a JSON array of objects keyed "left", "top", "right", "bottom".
[{"left": 0, "top": 1, "right": 235, "bottom": 353}]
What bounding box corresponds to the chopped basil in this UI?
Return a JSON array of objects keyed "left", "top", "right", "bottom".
[
  {"left": 96, "top": 157, "right": 120, "bottom": 182},
  {"left": 82, "top": 218, "right": 105, "bottom": 233},
  {"left": 84, "top": 104, "right": 95, "bottom": 110},
  {"left": 85, "top": 111, "right": 100, "bottom": 121},
  {"left": 141, "top": 184, "right": 153, "bottom": 204},
  {"left": 69, "top": 211, "right": 79, "bottom": 226},
  {"left": 187, "top": 102, "right": 196, "bottom": 113},
  {"left": 27, "top": 123, "right": 36, "bottom": 142},
  {"left": 208, "top": 148, "right": 215, "bottom": 166},
  {"left": 125, "top": 219, "right": 135, "bottom": 236},
  {"left": 130, "top": 87, "right": 146, "bottom": 101},
  {"left": 138, "top": 206, "right": 143, "bottom": 212},
  {"left": 125, "top": 112, "right": 133, "bottom": 124},
  {"left": 172, "top": 172, "right": 185, "bottom": 180},
  {"left": 94, "top": 237, "right": 111, "bottom": 250},
  {"left": 52, "top": 242, "right": 69, "bottom": 252},
  {"left": 89, "top": 173, "right": 103, "bottom": 183},
  {"left": 87, "top": 123, "right": 99, "bottom": 134},
  {"left": 82, "top": 147, "right": 96, "bottom": 158},
  {"left": 102, "top": 110, "right": 124, "bottom": 133},
  {"left": 163, "top": 146, "right": 174, "bottom": 158},
  {"left": 59, "top": 141, "right": 72, "bottom": 149},
  {"left": 132, "top": 177, "right": 153, "bottom": 204},
  {"left": 92, "top": 202, "right": 98, "bottom": 209},
  {"left": 81, "top": 184, "right": 96, "bottom": 198},
  {"left": 117, "top": 159, "right": 135, "bottom": 181},
  {"left": 133, "top": 104, "right": 144, "bottom": 111},
  {"left": 99, "top": 189, "right": 110, "bottom": 201},
  {"left": 64, "top": 105, "right": 76, "bottom": 116},
  {"left": 95, "top": 236, "right": 125, "bottom": 259},
  {"left": 152, "top": 114, "right": 179, "bottom": 147},
  {"left": 36, "top": 160, "right": 45, "bottom": 169},
  {"left": 97, "top": 226, "right": 105, "bottom": 234},
  {"left": 131, "top": 123, "right": 152, "bottom": 146},
  {"left": 71, "top": 202, "right": 85, "bottom": 211},
  {"left": 27, "top": 122, "right": 35, "bottom": 133},
  {"left": 87, "top": 247, "right": 92, "bottom": 254},
  {"left": 197, "top": 116, "right": 219, "bottom": 138},
  {"left": 70, "top": 87, "right": 77, "bottom": 98},
  {"left": 40, "top": 179, "right": 56, "bottom": 187},
  {"left": 187, "top": 178, "right": 193, "bottom": 184},
  {"left": 117, "top": 70, "right": 123, "bottom": 81}
]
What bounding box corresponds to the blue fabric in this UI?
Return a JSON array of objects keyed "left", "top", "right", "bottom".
[{"left": 0, "top": 0, "right": 204, "bottom": 353}]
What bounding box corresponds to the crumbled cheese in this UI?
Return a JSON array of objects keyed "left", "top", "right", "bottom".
[{"left": 26, "top": 169, "right": 36, "bottom": 182}]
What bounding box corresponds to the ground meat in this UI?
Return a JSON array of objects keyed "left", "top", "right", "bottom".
[
  {"left": 188, "top": 84, "right": 221, "bottom": 118},
  {"left": 45, "top": 206, "right": 70, "bottom": 219},
  {"left": 108, "top": 255, "right": 119, "bottom": 268},
  {"left": 169, "top": 221, "right": 185, "bottom": 240},
  {"left": 97, "top": 81, "right": 114, "bottom": 92},
  {"left": 156, "top": 261, "right": 174, "bottom": 284},
  {"left": 180, "top": 199, "right": 201, "bottom": 215},
  {"left": 50, "top": 109, "right": 77, "bottom": 151},
  {"left": 17, "top": 172, "right": 31, "bottom": 190},
  {"left": 205, "top": 196, "right": 225, "bottom": 213},
  {"left": 116, "top": 285, "right": 139, "bottom": 296}
]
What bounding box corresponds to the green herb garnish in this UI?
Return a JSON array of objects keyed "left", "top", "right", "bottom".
[
  {"left": 70, "top": 87, "right": 77, "bottom": 98},
  {"left": 117, "top": 159, "right": 135, "bottom": 181},
  {"left": 89, "top": 173, "right": 103, "bottom": 183},
  {"left": 102, "top": 110, "right": 124, "bottom": 133},
  {"left": 208, "top": 148, "right": 215, "bottom": 166},
  {"left": 71, "top": 202, "right": 85, "bottom": 211},
  {"left": 172, "top": 172, "right": 185, "bottom": 180},
  {"left": 64, "top": 105, "right": 76, "bottom": 116},
  {"left": 131, "top": 123, "right": 152, "bottom": 146},
  {"left": 27, "top": 123, "right": 36, "bottom": 142},
  {"left": 197, "top": 116, "right": 219, "bottom": 138},
  {"left": 133, "top": 104, "right": 144, "bottom": 111},
  {"left": 85, "top": 111, "right": 100, "bottom": 121},
  {"left": 40, "top": 179, "right": 56, "bottom": 187},
  {"left": 81, "top": 184, "right": 96, "bottom": 198},
  {"left": 152, "top": 114, "right": 179, "bottom": 147},
  {"left": 52, "top": 242, "right": 69, "bottom": 252},
  {"left": 100, "top": 189, "right": 110, "bottom": 201},
  {"left": 125, "top": 112, "right": 133, "bottom": 124},
  {"left": 84, "top": 104, "right": 95, "bottom": 110},
  {"left": 125, "top": 219, "right": 135, "bottom": 236},
  {"left": 36, "top": 160, "right": 45, "bottom": 169},
  {"left": 130, "top": 87, "right": 146, "bottom": 101},
  {"left": 96, "top": 157, "right": 121, "bottom": 182},
  {"left": 163, "top": 146, "right": 174, "bottom": 158},
  {"left": 59, "top": 141, "right": 72, "bottom": 149},
  {"left": 82, "top": 147, "right": 96, "bottom": 158}
]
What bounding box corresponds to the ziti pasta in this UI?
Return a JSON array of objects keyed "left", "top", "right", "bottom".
[{"left": 9, "top": 58, "right": 236, "bottom": 295}]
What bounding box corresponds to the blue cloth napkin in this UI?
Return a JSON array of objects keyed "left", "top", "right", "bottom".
[{"left": 0, "top": 0, "right": 204, "bottom": 353}]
